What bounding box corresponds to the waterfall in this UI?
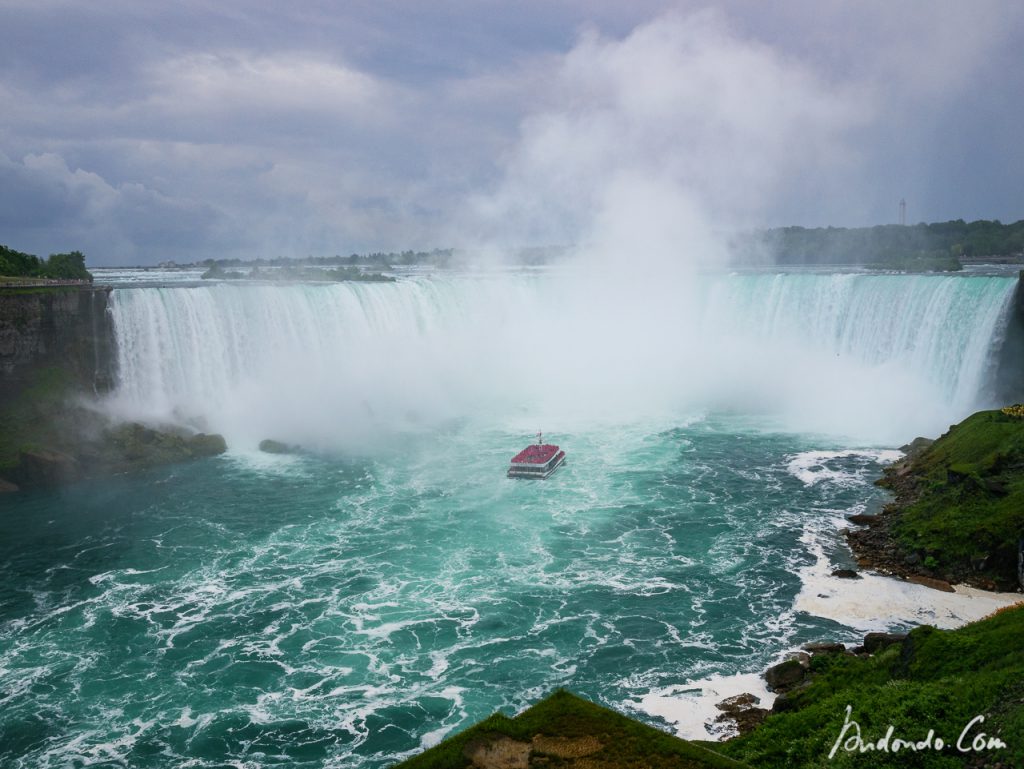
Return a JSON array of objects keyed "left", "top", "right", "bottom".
[{"left": 107, "top": 272, "right": 1018, "bottom": 447}]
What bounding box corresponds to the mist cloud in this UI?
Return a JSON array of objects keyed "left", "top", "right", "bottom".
[
  {"left": 464, "top": 10, "right": 871, "bottom": 260},
  {"left": 0, "top": 2, "right": 1021, "bottom": 263}
]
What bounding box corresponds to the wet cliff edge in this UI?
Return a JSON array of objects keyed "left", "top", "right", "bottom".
[{"left": 0, "top": 284, "right": 225, "bottom": 491}]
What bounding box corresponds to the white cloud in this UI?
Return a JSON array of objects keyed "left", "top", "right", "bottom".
[
  {"left": 147, "top": 52, "right": 398, "bottom": 124},
  {"left": 0, "top": 2, "right": 1021, "bottom": 262}
]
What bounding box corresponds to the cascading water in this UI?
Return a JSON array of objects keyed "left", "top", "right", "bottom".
[
  {"left": 106, "top": 271, "right": 1018, "bottom": 446},
  {"left": 5, "top": 268, "right": 1021, "bottom": 769}
]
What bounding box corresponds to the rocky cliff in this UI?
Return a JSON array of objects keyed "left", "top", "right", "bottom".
[
  {"left": 0, "top": 285, "right": 228, "bottom": 490},
  {"left": 0, "top": 286, "right": 115, "bottom": 399}
]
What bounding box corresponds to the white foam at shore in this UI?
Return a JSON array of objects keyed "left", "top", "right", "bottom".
[
  {"left": 632, "top": 672, "right": 776, "bottom": 740},
  {"left": 634, "top": 572, "right": 1021, "bottom": 742},
  {"left": 786, "top": 449, "right": 903, "bottom": 487},
  {"left": 634, "top": 510, "right": 1022, "bottom": 742},
  {"left": 795, "top": 539, "right": 1022, "bottom": 632},
  {"left": 799, "top": 576, "right": 1022, "bottom": 631}
]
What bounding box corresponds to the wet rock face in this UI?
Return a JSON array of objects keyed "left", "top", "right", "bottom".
[
  {"left": 259, "top": 439, "right": 297, "bottom": 454},
  {"left": 0, "top": 288, "right": 115, "bottom": 395},
  {"left": 803, "top": 641, "right": 846, "bottom": 654},
  {"left": 8, "top": 420, "right": 228, "bottom": 489},
  {"left": 1019, "top": 540, "right": 1024, "bottom": 591},
  {"left": 102, "top": 422, "right": 227, "bottom": 470},
  {"left": 831, "top": 568, "right": 862, "bottom": 579},
  {"left": 15, "top": 449, "right": 80, "bottom": 487},
  {"left": 764, "top": 652, "right": 810, "bottom": 692},
  {"left": 187, "top": 433, "right": 228, "bottom": 457},
  {"left": 846, "top": 514, "right": 878, "bottom": 526},
  {"left": 0, "top": 288, "right": 230, "bottom": 490},
  {"left": 714, "top": 693, "right": 770, "bottom": 735}
]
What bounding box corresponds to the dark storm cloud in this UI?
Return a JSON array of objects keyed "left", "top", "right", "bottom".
[
  {"left": 0, "top": 151, "right": 221, "bottom": 262},
  {"left": 0, "top": 1, "right": 1021, "bottom": 264}
]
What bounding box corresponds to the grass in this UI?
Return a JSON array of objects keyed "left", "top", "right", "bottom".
[
  {"left": 716, "top": 603, "right": 1024, "bottom": 768},
  {"left": 0, "top": 285, "right": 100, "bottom": 296},
  {"left": 0, "top": 365, "right": 76, "bottom": 470},
  {"left": 887, "top": 409, "right": 1024, "bottom": 586},
  {"left": 399, "top": 606, "right": 1024, "bottom": 768},
  {"left": 395, "top": 689, "right": 749, "bottom": 769}
]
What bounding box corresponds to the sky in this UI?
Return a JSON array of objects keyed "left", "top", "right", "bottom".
[{"left": 1, "top": 1, "right": 1022, "bottom": 265}]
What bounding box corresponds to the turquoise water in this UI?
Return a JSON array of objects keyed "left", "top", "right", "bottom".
[
  {"left": 2, "top": 417, "right": 895, "bottom": 768},
  {"left": 1, "top": 271, "right": 1018, "bottom": 766}
]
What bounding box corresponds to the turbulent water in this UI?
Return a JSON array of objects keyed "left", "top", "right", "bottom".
[{"left": 0, "top": 269, "right": 1018, "bottom": 767}]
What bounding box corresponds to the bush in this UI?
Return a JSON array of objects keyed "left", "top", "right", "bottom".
[{"left": 0, "top": 245, "right": 92, "bottom": 281}]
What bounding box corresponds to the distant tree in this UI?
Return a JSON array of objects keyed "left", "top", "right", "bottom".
[
  {"left": 39, "top": 251, "right": 92, "bottom": 281},
  {"left": 744, "top": 219, "right": 1024, "bottom": 264},
  {"left": 0, "top": 244, "right": 42, "bottom": 277}
]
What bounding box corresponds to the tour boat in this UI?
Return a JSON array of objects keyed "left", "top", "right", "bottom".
[{"left": 507, "top": 432, "right": 566, "bottom": 479}]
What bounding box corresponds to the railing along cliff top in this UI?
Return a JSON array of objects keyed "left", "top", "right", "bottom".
[{"left": 0, "top": 279, "right": 105, "bottom": 289}]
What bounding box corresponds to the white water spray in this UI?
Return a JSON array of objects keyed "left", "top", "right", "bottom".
[{"left": 106, "top": 271, "right": 1017, "bottom": 449}]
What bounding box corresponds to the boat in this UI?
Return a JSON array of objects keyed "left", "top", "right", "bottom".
[{"left": 507, "top": 432, "right": 566, "bottom": 479}]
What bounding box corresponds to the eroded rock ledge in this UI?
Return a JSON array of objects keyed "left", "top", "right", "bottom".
[
  {"left": 845, "top": 410, "right": 1024, "bottom": 592},
  {"left": 2, "top": 417, "right": 226, "bottom": 491}
]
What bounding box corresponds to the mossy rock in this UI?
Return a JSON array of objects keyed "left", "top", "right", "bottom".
[
  {"left": 190, "top": 433, "right": 227, "bottom": 456},
  {"left": 888, "top": 409, "right": 1024, "bottom": 589},
  {"left": 259, "top": 439, "right": 296, "bottom": 454},
  {"left": 398, "top": 690, "right": 748, "bottom": 769}
]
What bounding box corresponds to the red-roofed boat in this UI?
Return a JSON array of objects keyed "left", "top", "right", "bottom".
[{"left": 508, "top": 432, "right": 566, "bottom": 479}]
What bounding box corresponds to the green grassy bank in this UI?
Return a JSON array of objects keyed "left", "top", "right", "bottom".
[
  {"left": 396, "top": 689, "right": 749, "bottom": 769},
  {"left": 717, "top": 604, "right": 1023, "bottom": 768},
  {"left": 883, "top": 409, "right": 1024, "bottom": 589},
  {"left": 397, "top": 605, "right": 1023, "bottom": 769}
]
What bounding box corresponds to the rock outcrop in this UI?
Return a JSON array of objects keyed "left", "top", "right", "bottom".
[
  {"left": 714, "top": 693, "right": 769, "bottom": 736},
  {"left": 763, "top": 653, "right": 810, "bottom": 692},
  {"left": 6, "top": 418, "right": 228, "bottom": 489},
  {"left": 847, "top": 409, "right": 1024, "bottom": 591},
  {"left": 0, "top": 286, "right": 225, "bottom": 489},
  {"left": 862, "top": 632, "right": 908, "bottom": 654},
  {"left": 0, "top": 286, "right": 115, "bottom": 396},
  {"left": 259, "top": 439, "right": 299, "bottom": 454}
]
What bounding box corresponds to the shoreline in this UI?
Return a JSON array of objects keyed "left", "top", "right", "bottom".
[
  {"left": 634, "top": 565, "right": 1022, "bottom": 742},
  {"left": 845, "top": 420, "right": 1024, "bottom": 593},
  {"left": 635, "top": 494, "right": 1023, "bottom": 743}
]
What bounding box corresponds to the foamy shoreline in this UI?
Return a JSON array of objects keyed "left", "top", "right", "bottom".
[
  {"left": 635, "top": 569, "right": 1022, "bottom": 742},
  {"left": 632, "top": 446, "right": 1023, "bottom": 741}
]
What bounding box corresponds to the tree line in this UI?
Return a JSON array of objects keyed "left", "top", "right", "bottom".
[
  {"left": 192, "top": 248, "right": 455, "bottom": 270},
  {"left": 0, "top": 244, "right": 93, "bottom": 281},
  {"left": 736, "top": 219, "right": 1024, "bottom": 268}
]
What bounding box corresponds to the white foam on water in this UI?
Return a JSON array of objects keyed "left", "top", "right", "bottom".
[
  {"left": 631, "top": 671, "right": 776, "bottom": 740},
  {"left": 795, "top": 545, "right": 1023, "bottom": 632},
  {"left": 633, "top": 447, "right": 1022, "bottom": 746},
  {"left": 786, "top": 449, "right": 903, "bottom": 487}
]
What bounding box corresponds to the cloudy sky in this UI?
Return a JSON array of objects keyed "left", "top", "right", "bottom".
[{"left": 1, "top": 1, "right": 1022, "bottom": 265}]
